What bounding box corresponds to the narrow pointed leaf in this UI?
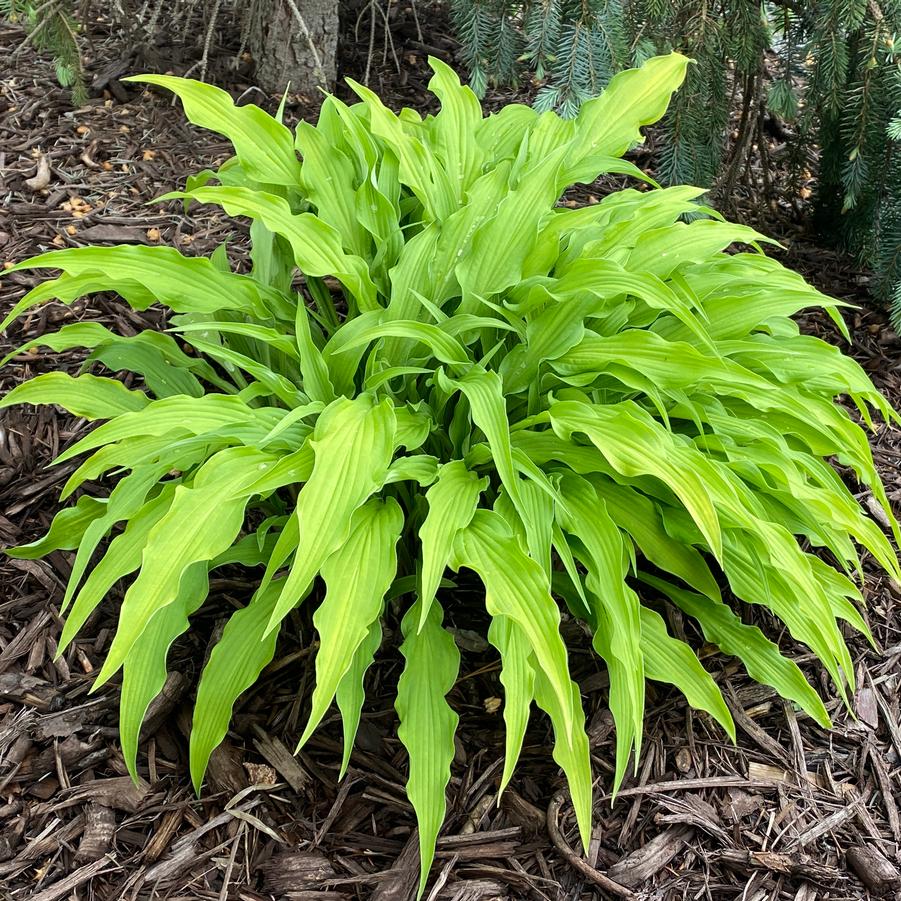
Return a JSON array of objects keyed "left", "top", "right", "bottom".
[
  {"left": 125, "top": 75, "right": 302, "bottom": 185},
  {"left": 335, "top": 620, "right": 382, "bottom": 779},
  {"left": 298, "top": 497, "right": 402, "bottom": 749},
  {"left": 419, "top": 461, "right": 485, "bottom": 627},
  {"left": 396, "top": 598, "right": 460, "bottom": 898},
  {"left": 487, "top": 615, "right": 534, "bottom": 795},
  {"left": 190, "top": 579, "right": 286, "bottom": 790},
  {"left": 268, "top": 394, "right": 397, "bottom": 631},
  {"left": 639, "top": 606, "right": 735, "bottom": 741},
  {"left": 95, "top": 448, "right": 276, "bottom": 685},
  {"left": 452, "top": 510, "right": 578, "bottom": 739},
  {"left": 1, "top": 372, "right": 148, "bottom": 419},
  {"left": 120, "top": 563, "right": 209, "bottom": 781},
  {"left": 644, "top": 574, "right": 831, "bottom": 728}
]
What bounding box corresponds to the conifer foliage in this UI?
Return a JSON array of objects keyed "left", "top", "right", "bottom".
[
  {"left": 451, "top": 0, "right": 901, "bottom": 315},
  {"left": 1, "top": 0, "right": 87, "bottom": 103}
]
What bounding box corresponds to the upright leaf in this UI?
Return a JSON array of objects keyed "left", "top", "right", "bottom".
[
  {"left": 565, "top": 53, "right": 692, "bottom": 182},
  {"left": 125, "top": 75, "right": 302, "bottom": 185},
  {"left": 168, "top": 186, "right": 380, "bottom": 312}
]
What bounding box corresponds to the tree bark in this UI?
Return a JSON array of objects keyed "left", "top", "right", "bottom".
[{"left": 247, "top": 0, "right": 338, "bottom": 97}]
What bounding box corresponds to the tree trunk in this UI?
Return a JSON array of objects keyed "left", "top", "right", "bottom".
[{"left": 247, "top": 0, "right": 338, "bottom": 97}]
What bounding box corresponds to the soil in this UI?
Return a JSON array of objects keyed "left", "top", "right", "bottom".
[{"left": 1, "top": 5, "right": 901, "bottom": 900}]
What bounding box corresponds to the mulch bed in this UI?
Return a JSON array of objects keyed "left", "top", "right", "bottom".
[{"left": 1, "top": 6, "right": 901, "bottom": 900}]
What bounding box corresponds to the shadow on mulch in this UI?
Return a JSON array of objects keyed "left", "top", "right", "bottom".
[{"left": 1, "top": 6, "right": 901, "bottom": 900}]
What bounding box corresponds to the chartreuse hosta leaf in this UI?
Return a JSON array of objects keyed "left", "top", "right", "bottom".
[
  {"left": 121, "top": 562, "right": 209, "bottom": 781},
  {"left": 556, "top": 473, "right": 644, "bottom": 793},
  {"left": 264, "top": 393, "right": 397, "bottom": 631},
  {"left": 1, "top": 245, "right": 291, "bottom": 331},
  {"left": 638, "top": 606, "right": 736, "bottom": 741},
  {"left": 94, "top": 447, "right": 279, "bottom": 686},
  {"left": 0, "top": 371, "right": 149, "bottom": 419},
  {"left": 7, "top": 495, "right": 106, "bottom": 559},
  {"left": 297, "top": 497, "right": 403, "bottom": 749},
  {"left": 57, "top": 487, "right": 177, "bottom": 650},
  {"left": 641, "top": 574, "right": 831, "bottom": 728},
  {"left": 450, "top": 509, "right": 593, "bottom": 849},
  {"left": 1, "top": 322, "right": 209, "bottom": 398},
  {"left": 190, "top": 578, "right": 287, "bottom": 790},
  {"left": 396, "top": 597, "right": 460, "bottom": 897},
  {"left": 487, "top": 616, "right": 534, "bottom": 795},
  {"left": 335, "top": 620, "right": 382, "bottom": 779},
  {"left": 563, "top": 52, "right": 691, "bottom": 183},
  {"left": 165, "top": 186, "right": 380, "bottom": 314},
  {"left": 3, "top": 53, "right": 899, "bottom": 896},
  {"left": 62, "top": 465, "right": 169, "bottom": 612},
  {"left": 122, "top": 75, "right": 302, "bottom": 186},
  {"left": 419, "top": 461, "right": 487, "bottom": 627}
]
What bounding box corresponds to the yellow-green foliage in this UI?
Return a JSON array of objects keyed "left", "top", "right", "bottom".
[{"left": 2, "top": 54, "right": 898, "bottom": 895}]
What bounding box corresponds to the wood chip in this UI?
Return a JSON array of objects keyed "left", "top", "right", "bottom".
[
  {"left": 846, "top": 846, "right": 901, "bottom": 895},
  {"left": 795, "top": 797, "right": 860, "bottom": 846},
  {"left": 715, "top": 849, "right": 842, "bottom": 885},
  {"left": 608, "top": 826, "right": 694, "bottom": 888},
  {"left": 75, "top": 803, "right": 116, "bottom": 861},
  {"left": 252, "top": 727, "right": 311, "bottom": 794},
  {"left": 61, "top": 776, "right": 150, "bottom": 814},
  {"left": 76, "top": 224, "right": 152, "bottom": 244},
  {"left": 261, "top": 849, "right": 336, "bottom": 894}
]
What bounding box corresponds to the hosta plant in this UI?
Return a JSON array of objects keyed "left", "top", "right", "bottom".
[{"left": 2, "top": 54, "right": 899, "bottom": 892}]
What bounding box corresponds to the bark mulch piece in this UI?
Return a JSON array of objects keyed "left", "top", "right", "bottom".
[{"left": 2, "top": 8, "right": 901, "bottom": 900}]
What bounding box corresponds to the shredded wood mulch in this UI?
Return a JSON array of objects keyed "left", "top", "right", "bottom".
[{"left": 2, "top": 8, "right": 901, "bottom": 900}]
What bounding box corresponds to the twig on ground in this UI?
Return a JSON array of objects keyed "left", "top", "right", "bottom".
[{"left": 546, "top": 790, "right": 636, "bottom": 899}]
